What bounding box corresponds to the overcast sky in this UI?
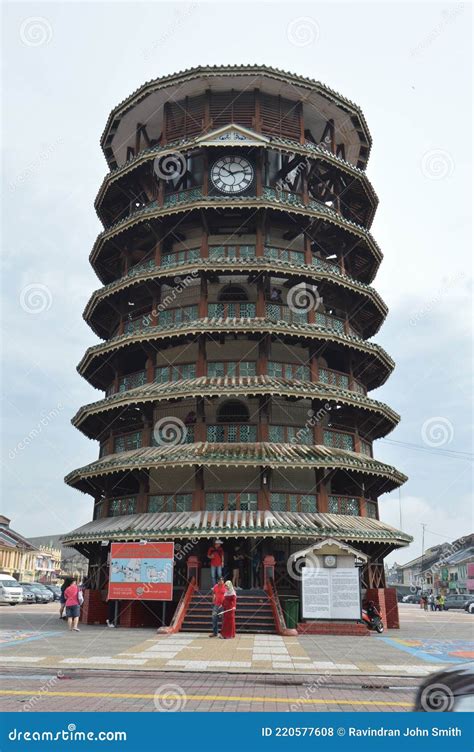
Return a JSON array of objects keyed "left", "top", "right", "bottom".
[{"left": 2, "top": 1, "right": 472, "bottom": 565}]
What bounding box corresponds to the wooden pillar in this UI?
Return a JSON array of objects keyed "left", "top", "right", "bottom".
[
  {"left": 317, "top": 469, "right": 329, "bottom": 512},
  {"left": 196, "top": 334, "right": 207, "bottom": 377},
  {"left": 145, "top": 352, "right": 155, "bottom": 384},
  {"left": 196, "top": 396, "right": 206, "bottom": 442},
  {"left": 193, "top": 466, "right": 205, "bottom": 511},
  {"left": 304, "top": 233, "right": 312, "bottom": 266},
  {"left": 154, "top": 238, "right": 161, "bottom": 267},
  {"left": 309, "top": 346, "right": 319, "bottom": 383},
  {"left": 258, "top": 396, "right": 269, "bottom": 442},
  {"left": 257, "top": 334, "right": 270, "bottom": 376},
  {"left": 137, "top": 474, "right": 149, "bottom": 513},
  {"left": 198, "top": 274, "right": 208, "bottom": 318},
  {"left": 259, "top": 467, "right": 271, "bottom": 510},
  {"left": 359, "top": 497, "right": 367, "bottom": 517},
  {"left": 162, "top": 102, "right": 169, "bottom": 145},
  {"left": 256, "top": 274, "right": 266, "bottom": 318}
]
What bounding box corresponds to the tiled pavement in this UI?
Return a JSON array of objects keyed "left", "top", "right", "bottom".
[
  {"left": 0, "top": 604, "right": 471, "bottom": 677},
  {"left": 0, "top": 669, "right": 418, "bottom": 712}
]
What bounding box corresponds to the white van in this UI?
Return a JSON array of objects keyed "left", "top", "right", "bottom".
[{"left": 0, "top": 574, "right": 23, "bottom": 605}]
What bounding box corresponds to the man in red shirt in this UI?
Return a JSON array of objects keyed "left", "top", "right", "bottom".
[
  {"left": 207, "top": 539, "right": 224, "bottom": 584},
  {"left": 210, "top": 576, "right": 226, "bottom": 637}
]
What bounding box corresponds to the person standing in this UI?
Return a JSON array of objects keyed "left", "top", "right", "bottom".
[
  {"left": 232, "top": 545, "right": 245, "bottom": 589},
  {"left": 209, "top": 576, "right": 226, "bottom": 638},
  {"left": 439, "top": 593, "right": 446, "bottom": 610},
  {"left": 59, "top": 576, "right": 73, "bottom": 620},
  {"left": 207, "top": 539, "right": 224, "bottom": 585},
  {"left": 220, "top": 580, "right": 237, "bottom": 639},
  {"left": 64, "top": 577, "right": 81, "bottom": 632}
]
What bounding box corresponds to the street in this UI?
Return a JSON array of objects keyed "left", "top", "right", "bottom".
[{"left": 0, "top": 603, "right": 472, "bottom": 712}]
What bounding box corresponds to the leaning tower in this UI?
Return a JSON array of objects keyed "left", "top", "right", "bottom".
[{"left": 65, "top": 66, "right": 409, "bottom": 628}]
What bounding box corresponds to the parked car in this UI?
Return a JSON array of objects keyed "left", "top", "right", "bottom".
[
  {"left": 18, "top": 584, "right": 36, "bottom": 604},
  {"left": 33, "top": 584, "right": 55, "bottom": 602},
  {"left": 463, "top": 596, "right": 474, "bottom": 612},
  {"left": 402, "top": 594, "right": 419, "bottom": 603},
  {"left": 414, "top": 662, "right": 474, "bottom": 712},
  {"left": 43, "top": 584, "right": 61, "bottom": 601},
  {"left": 0, "top": 575, "right": 23, "bottom": 605},
  {"left": 443, "top": 593, "right": 470, "bottom": 610},
  {"left": 19, "top": 583, "right": 51, "bottom": 604}
]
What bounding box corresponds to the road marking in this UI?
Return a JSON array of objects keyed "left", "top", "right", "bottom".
[{"left": 0, "top": 689, "right": 411, "bottom": 707}]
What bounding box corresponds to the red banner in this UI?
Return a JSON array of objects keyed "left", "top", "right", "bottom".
[{"left": 108, "top": 542, "right": 174, "bottom": 601}]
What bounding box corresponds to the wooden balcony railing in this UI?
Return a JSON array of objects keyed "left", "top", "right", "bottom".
[
  {"left": 328, "top": 494, "right": 360, "bottom": 515},
  {"left": 208, "top": 302, "right": 256, "bottom": 318},
  {"left": 206, "top": 424, "right": 257, "bottom": 443}
]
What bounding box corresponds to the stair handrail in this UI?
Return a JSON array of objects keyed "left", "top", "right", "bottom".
[
  {"left": 156, "top": 576, "right": 196, "bottom": 634},
  {"left": 266, "top": 576, "right": 298, "bottom": 636}
]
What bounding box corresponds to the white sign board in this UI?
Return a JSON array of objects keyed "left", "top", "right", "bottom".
[{"left": 302, "top": 566, "right": 361, "bottom": 620}]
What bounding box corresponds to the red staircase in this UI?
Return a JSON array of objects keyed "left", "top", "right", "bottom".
[{"left": 181, "top": 588, "right": 276, "bottom": 633}]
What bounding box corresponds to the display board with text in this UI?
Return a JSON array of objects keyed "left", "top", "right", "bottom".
[
  {"left": 302, "top": 565, "right": 361, "bottom": 620},
  {"left": 108, "top": 542, "right": 174, "bottom": 601}
]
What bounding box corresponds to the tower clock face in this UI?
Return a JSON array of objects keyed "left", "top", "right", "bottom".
[{"left": 210, "top": 155, "right": 254, "bottom": 194}]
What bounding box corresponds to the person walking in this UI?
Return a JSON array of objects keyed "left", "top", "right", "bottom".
[
  {"left": 232, "top": 545, "right": 245, "bottom": 589},
  {"left": 207, "top": 539, "right": 224, "bottom": 585},
  {"left": 64, "top": 577, "right": 81, "bottom": 632},
  {"left": 428, "top": 592, "right": 435, "bottom": 611},
  {"left": 209, "top": 576, "right": 226, "bottom": 638},
  {"left": 220, "top": 580, "right": 237, "bottom": 639},
  {"left": 59, "top": 576, "right": 73, "bottom": 620},
  {"left": 439, "top": 593, "right": 446, "bottom": 610}
]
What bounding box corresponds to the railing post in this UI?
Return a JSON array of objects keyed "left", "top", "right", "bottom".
[
  {"left": 187, "top": 556, "right": 201, "bottom": 589},
  {"left": 263, "top": 555, "right": 275, "bottom": 590}
]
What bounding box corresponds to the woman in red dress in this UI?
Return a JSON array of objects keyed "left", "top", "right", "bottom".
[{"left": 220, "top": 581, "right": 237, "bottom": 639}]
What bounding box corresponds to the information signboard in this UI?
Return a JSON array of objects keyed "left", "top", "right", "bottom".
[
  {"left": 108, "top": 542, "right": 174, "bottom": 601},
  {"left": 302, "top": 565, "right": 361, "bottom": 620}
]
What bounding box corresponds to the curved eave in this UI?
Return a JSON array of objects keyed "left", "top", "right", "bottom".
[
  {"left": 62, "top": 511, "right": 411, "bottom": 548},
  {"left": 84, "top": 259, "right": 388, "bottom": 340},
  {"left": 65, "top": 443, "right": 407, "bottom": 495},
  {"left": 89, "top": 196, "right": 383, "bottom": 274},
  {"left": 95, "top": 137, "right": 378, "bottom": 224},
  {"left": 77, "top": 318, "right": 395, "bottom": 390},
  {"left": 100, "top": 65, "right": 372, "bottom": 169},
  {"left": 72, "top": 376, "right": 400, "bottom": 440}
]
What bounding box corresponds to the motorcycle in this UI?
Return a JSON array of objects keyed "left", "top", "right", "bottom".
[{"left": 361, "top": 607, "right": 384, "bottom": 633}]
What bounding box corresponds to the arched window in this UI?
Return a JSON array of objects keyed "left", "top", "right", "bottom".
[
  {"left": 217, "top": 400, "right": 250, "bottom": 423},
  {"left": 218, "top": 285, "right": 248, "bottom": 302}
]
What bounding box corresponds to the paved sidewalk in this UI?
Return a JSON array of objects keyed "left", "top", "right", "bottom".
[
  {"left": 0, "top": 668, "right": 418, "bottom": 712},
  {"left": 0, "top": 604, "right": 471, "bottom": 677}
]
